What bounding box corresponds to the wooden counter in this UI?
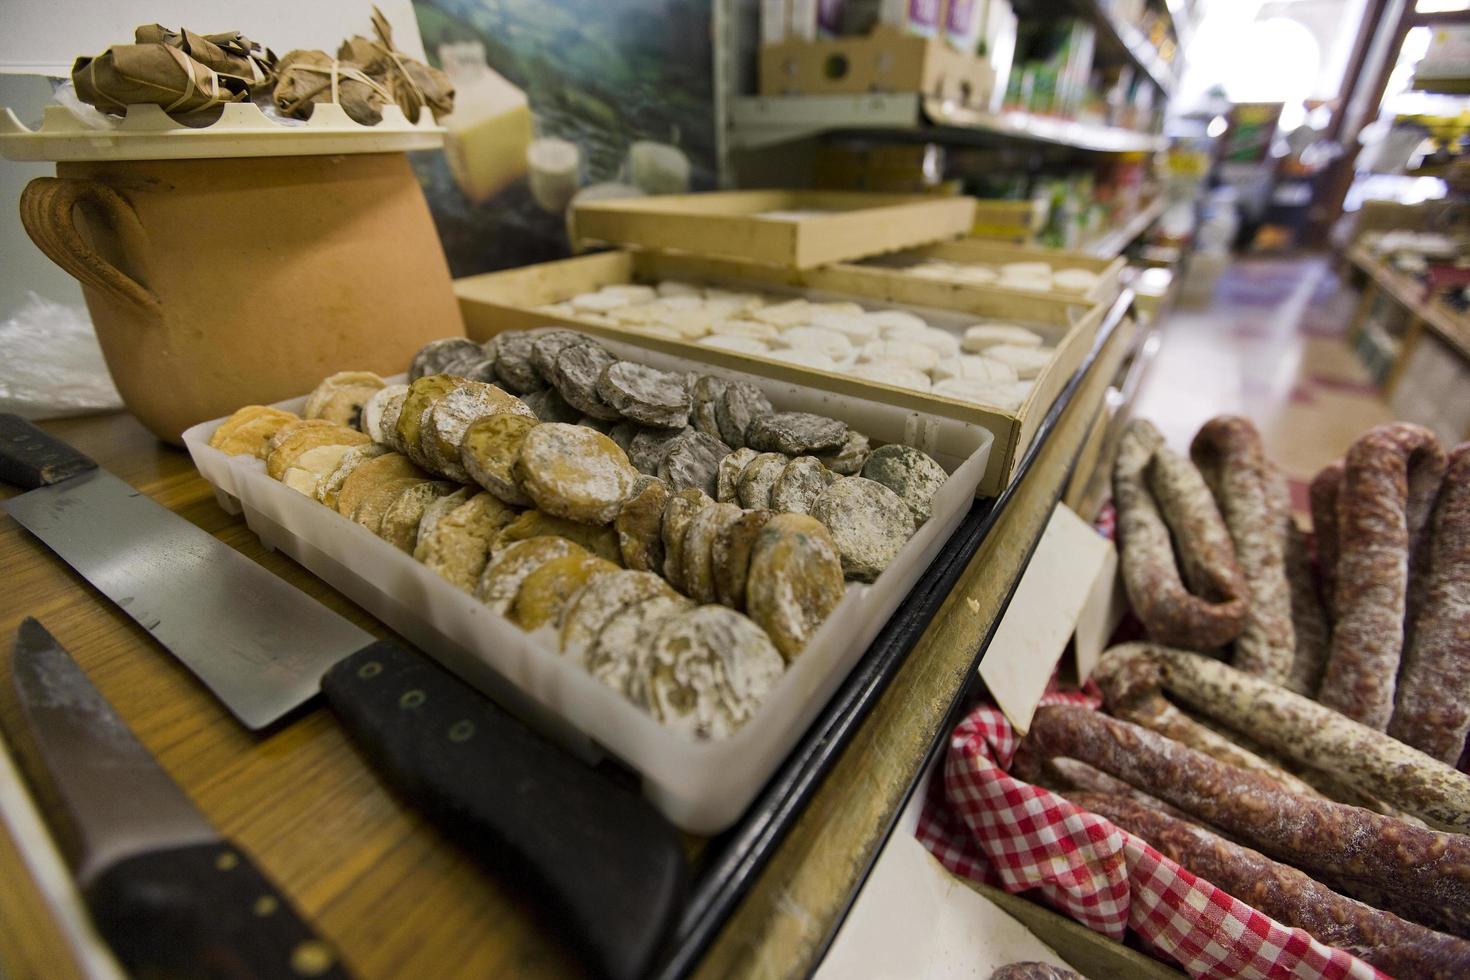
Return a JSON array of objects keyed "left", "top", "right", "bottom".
[
  {"left": 0, "top": 412, "right": 585, "bottom": 979},
  {"left": 0, "top": 310, "right": 1132, "bottom": 979}
]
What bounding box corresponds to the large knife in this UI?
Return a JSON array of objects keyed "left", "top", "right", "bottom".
[
  {"left": 0, "top": 415, "right": 685, "bottom": 980},
  {"left": 9, "top": 617, "right": 353, "bottom": 980},
  {"left": 0, "top": 413, "right": 365, "bottom": 730}
]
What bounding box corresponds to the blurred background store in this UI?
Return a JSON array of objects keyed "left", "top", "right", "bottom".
[
  {"left": 725, "top": 0, "right": 1470, "bottom": 478},
  {"left": 10, "top": 0, "right": 1464, "bottom": 462}
]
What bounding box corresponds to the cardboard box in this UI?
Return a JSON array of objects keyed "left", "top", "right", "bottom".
[
  {"left": 842, "top": 238, "right": 1128, "bottom": 306},
  {"left": 759, "top": 24, "right": 994, "bottom": 104},
  {"left": 453, "top": 250, "right": 1110, "bottom": 496},
  {"left": 570, "top": 189, "right": 976, "bottom": 269},
  {"left": 814, "top": 142, "right": 955, "bottom": 194},
  {"left": 971, "top": 199, "right": 1048, "bottom": 243}
]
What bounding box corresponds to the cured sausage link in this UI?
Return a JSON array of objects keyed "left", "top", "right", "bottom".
[
  {"left": 1390, "top": 443, "right": 1470, "bottom": 764},
  {"left": 1318, "top": 423, "right": 1445, "bottom": 729},
  {"left": 1113, "top": 420, "right": 1247, "bottom": 649},
  {"left": 1284, "top": 521, "right": 1331, "bottom": 695},
  {"left": 1124, "top": 642, "right": 1470, "bottom": 832},
  {"left": 1309, "top": 460, "right": 1343, "bottom": 619},
  {"left": 1024, "top": 703, "right": 1470, "bottom": 938},
  {"left": 1189, "top": 416, "right": 1296, "bottom": 682},
  {"left": 1147, "top": 446, "right": 1250, "bottom": 615},
  {"left": 1092, "top": 644, "right": 1324, "bottom": 799},
  {"left": 1069, "top": 792, "right": 1470, "bottom": 979}
]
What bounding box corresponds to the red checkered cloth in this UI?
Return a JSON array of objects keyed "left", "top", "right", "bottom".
[{"left": 916, "top": 687, "right": 1385, "bottom": 979}]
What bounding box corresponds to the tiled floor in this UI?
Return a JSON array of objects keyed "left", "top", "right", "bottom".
[{"left": 1134, "top": 255, "right": 1394, "bottom": 516}]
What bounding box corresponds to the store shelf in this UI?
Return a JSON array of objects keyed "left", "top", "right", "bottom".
[
  {"left": 1411, "top": 77, "right": 1470, "bottom": 94},
  {"left": 1350, "top": 244, "right": 1470, "bottom": 360},
  {"left": 1076, "top": 0, "right": 1181, "bottom": 98},
  {"left": 729, "top": 93, "right": 919, "bottom": 150},
  {"left": 729, "top": 93, "right": 1168, "bottom": 153},
  {"left": 922, "top": 99, "right": 1170, "bottom": 152},
  {"left": 1084, "top": 196, "right": 1168, "bottom": 258},
  {"left": 1140, "top": 243, "right": 1184, "bottom": 267}
]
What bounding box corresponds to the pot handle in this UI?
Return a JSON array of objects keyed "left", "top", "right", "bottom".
[{"left": 19, "top": 177, "right": 161, "bottom": 316}]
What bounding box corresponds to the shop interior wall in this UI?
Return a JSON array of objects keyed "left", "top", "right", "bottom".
[{"left": 406, "top": 0, "right": 720, "bottom": 278}]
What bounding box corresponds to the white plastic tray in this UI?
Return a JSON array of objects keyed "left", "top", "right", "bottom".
[{"left": 182, "top": 342, "right": 992, "bottom": 833}]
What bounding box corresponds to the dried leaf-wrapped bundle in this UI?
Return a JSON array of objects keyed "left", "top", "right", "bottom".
[
  {"left": 337, "top": 7, "right": 455, "bottom": 122},
  {"left": 134, "top": 25, "right": 275, "bottom": 88},
  {"left": 72, "top": 25, "right": 275, "bottom": 118},
  {"left": 272, "top": 50, "right": 395, "bottom": 126},
  {"left": 69, "top": 9, "right": 450, "bottom": 128}
]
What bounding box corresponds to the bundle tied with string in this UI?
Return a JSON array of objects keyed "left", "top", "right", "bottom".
[
  {"left": 274, "top": 6, "right": 453, "bottom": 126},
  {"left": 337, "top": 7, "right": 454, "bottom": 123},
  {"left": 272, "top": 50, "right": 396, "bottom": 127},
  {"left": 72, "top": 25, "right": 276, "bottom": 118}
]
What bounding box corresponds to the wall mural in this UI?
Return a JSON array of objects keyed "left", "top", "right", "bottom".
[{"left": 410, "top": 0, "right": 718, "bottom": 277}]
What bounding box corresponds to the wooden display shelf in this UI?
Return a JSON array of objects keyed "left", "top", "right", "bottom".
[
  {"left": 1347, "top": 244, "right": 1470, "bottom": 385},
  {"left": 845, "top": 237, "right": 1127, "bottom": 305},
  {"left": 0, "top": 300, "right": 1136, "bottom": 980},
  {"left": 455, "top": 250, "right": 1105, "bottom": 496},
  {"left": 1065, "top": 305, "right": 1166, "bottom": 522},
  {"left": 570, "top": 189, "right": 976, "bottom": 270}
]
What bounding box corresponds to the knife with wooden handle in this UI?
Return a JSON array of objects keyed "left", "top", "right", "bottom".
[
  {"left": 9, "top": 618, "right": 353, "bottom": 980},
  {"left": 1, "top": 415, "right": 686, "bottom": 980},
  {"left": 323, "top": 642, "right": 686, "bottom": 980}
]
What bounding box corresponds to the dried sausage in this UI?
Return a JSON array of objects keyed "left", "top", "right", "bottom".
[
  {"left": 1024, "top": 703, "right": 1470, "bottom": 937},
  {"left": 1112, "top": 421, "right": 1247, "bottom": 649},
  {"left": 1390, "top": 443, "right": 1470, "bottom": 764},
  {"left": 1071, "top": 792, "right": 1470, "bottom": 978},
  {"left": 1189, "top": 416, "right": 1295, "bottom": 682},
  {"left": 1318, "top": 424, "right": 1445, "bottom": 729}
]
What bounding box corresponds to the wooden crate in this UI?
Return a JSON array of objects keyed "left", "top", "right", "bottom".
[
  {"left": 453, "top": 250, "right": 1108, "bottom": 496},
  {"left": 759, "top": 25, "right": 994, "bottom": 105},
  {"left": 569, "top": 189, "right": 976, "bottom": 270},
  {"left": 972, "top": 882, "right": 1184, "bottom": 978},
  {"left": 842, "top": 239, "right": 1128, "bottom": 306}
]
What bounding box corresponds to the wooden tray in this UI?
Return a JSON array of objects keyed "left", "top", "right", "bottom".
[
  {"left": 569, "top": 189, "right": 977, "bottom": 269},
  {"left": 844, "top": 239, "right": 1128, "bottom": 306},
  {"left": 453, "top": 250, "right": 1106, "bottom": 496}
]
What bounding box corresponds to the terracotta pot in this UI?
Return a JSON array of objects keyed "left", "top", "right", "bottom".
[{"left": 20, "top": 153, "right": 464, "bottom": 444}]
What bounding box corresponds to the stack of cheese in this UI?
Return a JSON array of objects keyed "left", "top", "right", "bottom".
[
  {"left": 538, "top": 283, "right": 1054, "bottom": 412},
  {"left": 904, "top": 258, "right": 1101, "bottom": 296}
]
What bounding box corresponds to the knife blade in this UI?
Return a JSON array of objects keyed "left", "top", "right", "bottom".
[
  {"left": 8, "top": 617, "right": 352, "bottom": 980},
  {"left": 0, "top": 415, "right": 686, "bottom": 979},
  {"left": 0, "top": 414, "right": 374, "bottom": 730}
]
